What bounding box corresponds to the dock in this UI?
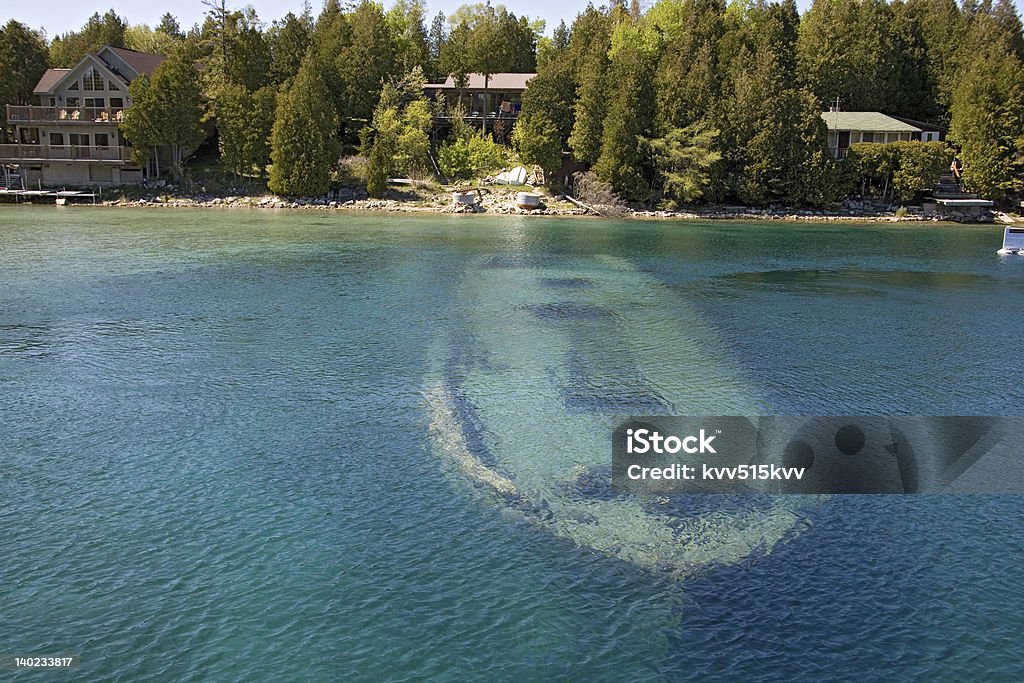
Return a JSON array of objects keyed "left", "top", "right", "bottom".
[{"left": 0, "top": 189, "right": 99, "bottom": 204}]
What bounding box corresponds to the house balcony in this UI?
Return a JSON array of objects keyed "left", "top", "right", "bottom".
[
  {"left": 434, "top": 111, "right": 520, "bottom": 122},
  {"left": 6, "top": 105, "right": 126, "bottom": 124},
  {"left": 0, "top": 144, "right": 130, "bottom": 163}
]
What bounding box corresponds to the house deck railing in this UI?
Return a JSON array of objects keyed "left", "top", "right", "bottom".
[
  {"left": 6, "top": 105, "right": 126, "bottom": 124},
  {"left": 0, "top": 144, "right": 130, "bottom": 162}
]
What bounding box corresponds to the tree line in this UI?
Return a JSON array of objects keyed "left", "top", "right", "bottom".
[{"left": 1, "top": 0, "right": 1022, "bottom": 205}]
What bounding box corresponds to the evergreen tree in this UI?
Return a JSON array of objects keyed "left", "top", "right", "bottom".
[
  {"left": 200, "top": 7, "right": 272, "bottom": 96},
  {"left": 650, "top": 0, "right": 726, "bottom": 132},
  {"left": 513, "top": 112, "right": 562, "bottom": 177},
  {"left": 0, "top": 20, "right": 48, "bottom": 139},
  {"left": 903, "top": 0, "right": 964, "bottom": 117},
  {"left": 156, "top": 13, "right": 183, "bottom": 39},
  {"left": 269, "top": 57, "right": 340, "bottom": 196},
  {"left": 722, "top": 36, "right": 837, "bottom": 206},
  {"left": 517, "top": 62, "right": 575, "bottom": 142},
  {"left": 594, "top": 29, "right": 656, "bottom": 201},
  {"left": 217, "top": 83, "right": 275, "bottom": 179},
  {"left": 948, "top": 44, "right": 1024, "bottom": 198},
  {"left": 121, "top": 42, "right": 205, "bottom": 178},
  {"left": 49, "top": 10, "right": 127, "bottom": 67},
  {"left": 310, "top": 0, "right": 353, "bottom": 119},
  {"left": 439, "top": 23, "right": 472, "bottom": 91},
  {"left": 796, "top": 0, "right": 916, "bottom": 114},
  {"left": 427, "top": 12, "right": 447, "bottom": 80},
  {"left": 569, "top": 49, "right": 608, "bottom": 165},
  {"left": 268, "top": 12, "right": 312, "bottom": 87},
  {"left": 338, "top": 1, "right": 398, "bottom": 139},
  {"left": 537, "top": 20, "right": 570, "bottom": 68}
]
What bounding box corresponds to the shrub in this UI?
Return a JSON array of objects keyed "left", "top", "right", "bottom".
[{"left": 438, "top": 134, "right": 507, "bottom": 182}]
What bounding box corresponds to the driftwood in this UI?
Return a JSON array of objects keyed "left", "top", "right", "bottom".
[{"left": 564, "top": 193, "right": 604, "bottom": 216}]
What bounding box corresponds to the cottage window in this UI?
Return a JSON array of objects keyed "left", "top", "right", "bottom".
[{"left": 82, "top": 67, "right": 103, "bottom": 91}]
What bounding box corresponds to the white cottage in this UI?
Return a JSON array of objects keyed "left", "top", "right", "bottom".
[{"left": 821, "top": 111, "right": 944, "bottom": 160}]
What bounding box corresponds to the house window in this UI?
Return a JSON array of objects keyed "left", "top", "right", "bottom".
[
  {"left": 84, "top": 97, "right": 105, "bottom": 108},
  {"left": 48, "top": 98, "right": 56, "bottom": 106},
  {"left": 108, "top": 80, "right": 121, "bottom": 91},
  {"left": 66, "top": 97, "right": 80, "bottom": 107},
  {"left": 95, "top": 133, "right": 109, "bottom": 147},
  {"left": 861, "top": 132, "right": 875, "bottom": 143},
  {"left": 50, "top": 133, "right": 65, "bottom": 145},
  {"left": 82, "top": 67, "right": 103, "bottom": 91},
  {"left": 67, "top": 80, "right": 79, "bottom": 90},
  {"left": 68, "top": 133, "right": 90, "bottom": 146},
  {"left": 110, "top": 98, "right": 124, "bottom": 108}
]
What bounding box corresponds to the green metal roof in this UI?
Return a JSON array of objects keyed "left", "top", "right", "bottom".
[{"left": 820, "top": 111, "right": 922, "bottom": 133}]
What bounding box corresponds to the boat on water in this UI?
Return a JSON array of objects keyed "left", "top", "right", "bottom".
[{"left": 996, "top": 226, "right": 1024, "bottom": 255}]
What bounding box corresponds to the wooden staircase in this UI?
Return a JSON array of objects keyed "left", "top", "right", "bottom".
[
  {"left": 933, "top": 173, "right": 978, "bottom": 200},
  {"left": 0, "top": 167, "right": 22, "bottom": 190}
]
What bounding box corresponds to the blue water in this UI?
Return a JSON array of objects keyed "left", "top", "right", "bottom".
[{"left": 1, "top": 207, "right": 1021, "bottom": 681}]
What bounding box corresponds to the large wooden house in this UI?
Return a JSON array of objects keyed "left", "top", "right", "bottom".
[{"left": 1, "top": 45, "right": 164, "bottom": 187}]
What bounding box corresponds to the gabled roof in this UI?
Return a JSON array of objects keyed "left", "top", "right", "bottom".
[
  {"left": 821, "top": 111, "right": 922, "bottom": 132},
  {"left": 424, "top": 73, "right": 536, "bottom": 90},
  {"left": 32, "top": 45, "right": 164, "bottom": 95},
  {"left": 890, "top": 115, "right": 946, "bottom": 133},
  {"left": 104, "top": 47, "right": 165, "bottom": 77},
  {"left": 33, "top": 69, "right": 72, "bottom": 94},
  {"left": 34, "top": 54, "right": 125, "bottom": 95}
]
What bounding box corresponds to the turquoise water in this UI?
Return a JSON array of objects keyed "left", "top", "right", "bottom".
[{"left": 1, "top": 207, "right": 1022, "bottom": 680}]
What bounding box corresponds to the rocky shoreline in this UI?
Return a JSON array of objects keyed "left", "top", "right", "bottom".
[{"left": 85, "top": 188, "right": 1004, "bottom": 223}]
